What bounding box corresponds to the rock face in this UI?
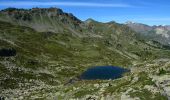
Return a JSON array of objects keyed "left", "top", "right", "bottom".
[{"left": 0, "top": 7, "right": 82, "bottom": 33}]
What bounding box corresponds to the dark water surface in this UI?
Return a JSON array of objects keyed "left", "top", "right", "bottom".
[{"left": 80, "top": 66, "right": 129, "bottom": 80}]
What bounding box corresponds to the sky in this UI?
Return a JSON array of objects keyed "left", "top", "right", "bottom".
[{"left": 0, "top": 0, "right": 170, "bottom": 25}]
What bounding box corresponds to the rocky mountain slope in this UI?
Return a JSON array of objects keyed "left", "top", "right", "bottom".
[
  {"left": 126, "top": 21, "right": 170, "bottom": 46},
  {"left": 0, "top": 8, "right": 170, "bottom": 99}
]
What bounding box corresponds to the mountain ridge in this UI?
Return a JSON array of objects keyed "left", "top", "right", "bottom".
[{"left": 0, "top": 7, "right": 84, "bottom": 35}]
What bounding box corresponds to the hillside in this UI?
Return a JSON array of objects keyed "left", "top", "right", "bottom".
[{"left": 0, "top": 8, "right": 170, "bottom": 99}]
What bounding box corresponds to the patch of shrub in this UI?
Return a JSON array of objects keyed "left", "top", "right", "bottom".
[{"left": 0, "top": 48, "right": 16, "bottom": 57}]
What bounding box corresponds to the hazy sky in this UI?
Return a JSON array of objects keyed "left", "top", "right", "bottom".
[{"left": 0, "top": 0, "right": 170, "bottom": 25}]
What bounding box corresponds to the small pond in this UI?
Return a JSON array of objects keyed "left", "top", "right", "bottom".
[{"left": 80, "top": 66, "right": 130, "bottom": 80}]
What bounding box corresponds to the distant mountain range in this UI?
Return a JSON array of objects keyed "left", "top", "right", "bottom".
[{"left": 126, "top": 21, "right": 170, "bottom": 45}]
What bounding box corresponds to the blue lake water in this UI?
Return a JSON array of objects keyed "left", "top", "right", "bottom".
[{"left": 80, "top": 66, "right": 129, "bottom": 80}]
